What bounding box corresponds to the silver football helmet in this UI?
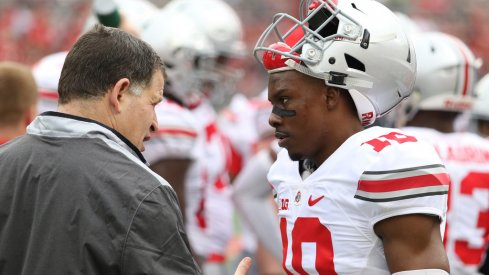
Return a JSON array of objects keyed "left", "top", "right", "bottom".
[
  {"left": 163, "top": 0, "right": 246, "bottom": 108},
  {"left": 254, "top": 0, "right": 416, "bottom": 126},
  {"left": 398, "top": 31, "right": 481, "bottom": 126},
  {"left": 164, "top": 0, "right": 244, "bottom": 57},
  {"left": 142, "top": 9, "right": 217, "bottom": 107}
]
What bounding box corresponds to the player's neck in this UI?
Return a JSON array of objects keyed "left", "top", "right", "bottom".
[{"left": 299, "top": 159, "right": 316, "bottom": 180}]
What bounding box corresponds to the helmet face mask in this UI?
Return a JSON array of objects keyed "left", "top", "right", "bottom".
[
  {"left": 142, "top": 9, "right": 218, "bottom": 107},
  {"left": 163, "top": 0, "right": 246, "bottom": 109},
  {"left": 197, "top": 54, "right": 245, "bottom": 110},
  {"left": 255, "top": 0, "right": 363, "bottom": 67},
  {"left": 254, "top": 0, "right": 417, "bottom": 127}
]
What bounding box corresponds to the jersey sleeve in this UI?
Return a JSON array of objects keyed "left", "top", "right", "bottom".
[
  {"left": 143, "top": 101, "right": 199, "bottom": 163},
  {"left": 357, "top": 131, "right": 450, "bottom": 226}
]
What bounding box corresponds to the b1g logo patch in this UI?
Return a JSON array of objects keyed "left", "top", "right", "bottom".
[{"left": 280, "top": 198, "right": 289, "bottom": 210}]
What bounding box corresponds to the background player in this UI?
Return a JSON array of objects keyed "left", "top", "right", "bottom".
[
  {"left": 0, "top": 61, "right": 37, "bottom": 144},
  {"left": 143, "top": 1, "right": 244, "bottom": 273},
  {"left": 397, "top": 31, "right": 489, "bottom": 275}
]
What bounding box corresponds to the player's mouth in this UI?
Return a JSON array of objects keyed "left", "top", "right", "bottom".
[{"left": 275, "top": 131, "right": 290, "bottom": 147}]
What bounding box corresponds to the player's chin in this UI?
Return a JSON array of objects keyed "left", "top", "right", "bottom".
[{"left": 287, "top": 150, "right": 304, "bottom": 162}]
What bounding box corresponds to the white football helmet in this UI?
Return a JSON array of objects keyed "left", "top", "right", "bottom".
[
  {"left": 163, "top": 0, "right": 246, "bottom": 108},
  {"left": 142, "top": 9, "right": 217, "bottom": 107},
  {"left": 254, "top": 0, "right": 416, "bottom": 126},
  {"left": 407, "top": 32, "right": 479, "bottom": 115},
  {"left": 472, "top": 73, "right": 489, "bottom": 121},
  {"left": 164, "top": 0, "right": 244, "bottom": 58}
]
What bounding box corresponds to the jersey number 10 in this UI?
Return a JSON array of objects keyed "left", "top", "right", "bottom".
[{"left": 280, "top": 217, "right": 337, "bottom": 274}]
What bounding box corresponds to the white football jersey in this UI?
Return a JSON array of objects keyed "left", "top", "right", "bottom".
[
  {"left": 143, "top": 99, "right": 199, "bottom": 163},
  {"left": 219, "top": 93, "right": 273, "bottom": 175},
  {"left": 186, "top": 101, "right": 234, "bottom": 258},
  {"left": 219, "top": 94, "right": 259, "bottom": 159},
  {"left": 403, "top": 127, "right": 489, "bottom": 275},
  {"left": 268, "top": 126, "right": 449, "bottom": 274}
]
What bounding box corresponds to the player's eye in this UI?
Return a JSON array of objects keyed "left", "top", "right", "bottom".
[{"left": 280, "top": 97, "right": 289, "bottom": 104}]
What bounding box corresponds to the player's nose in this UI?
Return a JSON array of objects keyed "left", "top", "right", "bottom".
[{"left": 269, "top": 111, "right": 282, "bottom": 128}]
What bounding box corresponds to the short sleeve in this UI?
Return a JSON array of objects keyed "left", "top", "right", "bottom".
[{"left": 356, "top": 131, "right": 449, "bottom": 226}]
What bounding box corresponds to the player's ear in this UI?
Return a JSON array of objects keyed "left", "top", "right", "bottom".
[{"left": 324, "top": 86, "right": 340, "bottom": 110}]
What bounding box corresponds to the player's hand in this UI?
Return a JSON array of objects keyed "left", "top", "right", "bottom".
[{"left": 234, "top": 257, "right": 252, "bottom": 275}]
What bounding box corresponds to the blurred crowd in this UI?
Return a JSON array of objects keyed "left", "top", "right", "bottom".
[
  {"left": 1, "top": 0, "right": 488, "bottom": 96},
  {"left": 0, "top": 0, "right": 91, "bottom": 65}
]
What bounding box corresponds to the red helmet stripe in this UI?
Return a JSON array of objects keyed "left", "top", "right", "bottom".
[
  {"left": 453, "top": 39, "right": 471, "bottom": 96},
  {"left": 309, "top": 0, "right": 338, "bottom": 11},
  {"left": 284, "top": 26, "right": 304, "bottom": 47},
  {"left": 262, "top": 27, "right": 304, "bottom": 72}
]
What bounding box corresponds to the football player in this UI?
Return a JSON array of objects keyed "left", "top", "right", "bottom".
[
  {"left": 253, "top": 0, "right": 450, "bottom": 273},
  {"left": 142, "top": 2, "right": 243, "bottom": 274},
  {"left": 398, "top": 31, "right": 489, "bottom": 275},
  {"left": 223, "top": 90, "right": 284, "bottom": 274}
]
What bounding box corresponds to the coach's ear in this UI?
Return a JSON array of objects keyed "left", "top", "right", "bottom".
[{"left": 108, "top": 78, "right": 130, "bottom": 113}]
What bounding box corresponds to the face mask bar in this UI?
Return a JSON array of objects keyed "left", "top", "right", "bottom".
[
  {"left": 253, "top": 0, "right": 362, "bottom": 67},
  {"left": 194, "top": 54, "right": 244, "bottom": 109}
]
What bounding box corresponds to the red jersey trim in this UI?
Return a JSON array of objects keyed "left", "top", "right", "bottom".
[
  {"left": 358, "top": 173, "right": 450, "bottom": 193},
  {"left": 355, "top": 164, "right": 450, "bottom": 202},
  {"left": 154, "top": 128, "right": 198, "bottom": 138},
  {"left": 39, "top": 89, "right": 59, "bottom": 100}
]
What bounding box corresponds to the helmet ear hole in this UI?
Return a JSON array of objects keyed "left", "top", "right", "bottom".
[{"left": 344, "top": 54, "right": 365, "bottom": 72}]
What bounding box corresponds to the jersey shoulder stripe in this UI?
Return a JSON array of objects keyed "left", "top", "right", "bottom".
[
  {"left": 355, "top": 164, "right": 450, "bottom": 202},
  {"left": 154, "top": 127, "right": 198, "bottom": 139}
]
